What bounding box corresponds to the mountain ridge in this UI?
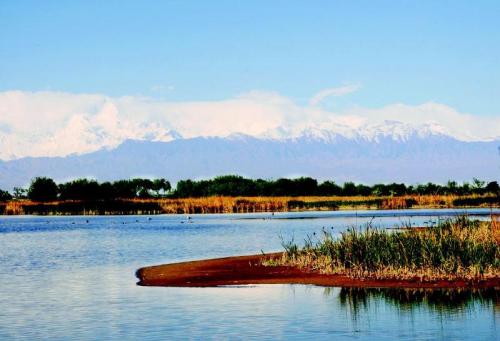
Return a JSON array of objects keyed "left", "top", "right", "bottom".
[
  {"left": 2, "top": 119, "right": 498, "bottom": 161},
  {"left": 0, "top": 132, "right": 498, "bottom": 190}
]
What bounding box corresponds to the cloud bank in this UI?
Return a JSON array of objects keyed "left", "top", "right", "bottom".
[{"left": 0, "top": 90, "right": 499, "bottom": 160}]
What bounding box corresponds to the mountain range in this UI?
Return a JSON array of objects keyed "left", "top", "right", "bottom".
[{"left": 0, "top": 121, "right": 498, "bottom": 190}]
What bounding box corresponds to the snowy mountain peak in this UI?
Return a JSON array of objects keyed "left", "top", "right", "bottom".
[
  {"left": 0, "top": 119, "right": 472, "bottom": 161},
  {"left": 359, "top": 121, "right": 448, "bottom": 142},
  {"left": 259, "top": 120, "right": 449, "bottom": 143}
]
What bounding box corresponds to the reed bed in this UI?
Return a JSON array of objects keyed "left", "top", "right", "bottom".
[
  {"left": 4, "top": 200, "right": 26, "bottom": 215},
  {"left": 269, "top": 217, "right": 500, "bottom": 281},
  {"left": 3, "top": 193, "right": 497, "bottom": 215},
  {"left": 134, "top": 193, "right": 498, "bottom": 214}
]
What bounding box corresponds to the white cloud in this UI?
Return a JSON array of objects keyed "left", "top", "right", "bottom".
[
  {"left": 0, "top": 89, "right": 498, "bottom": 160},
  {"left": 309, "top": 84, "right": 361, "bottom": 106}
]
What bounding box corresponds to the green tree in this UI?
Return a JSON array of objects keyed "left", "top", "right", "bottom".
[
  {"left": 318, "top": 181, "right": 342, "bottom": 196},
  {"left": 342, "top": 182, "right": 357, "bottom": 196},
  {"left": 485, "top": 181, "right": 499, "bottom": 195},
  {"left": 445, "top": 180, "right": 458, "bottom": 194},
  {"left": 0, "top": 189, "right": 12, "bottom": 201},
  {"left": 28, "top": 177, "right": 58, "bottom": 202},
  {"left": 58, "top": 178, "right": 101, "bottom": 200},
  {"left": 356, "top": 184, "right": 372, "bottom": 196},
  {"left": 13, "top": 187, "right": 27, "bottom": 199},
  {"left": 174, "top": 179, "right": 200, "bottom": 197},
  {"left": 152, "top": 178, "right": 171, "bottom": 197},
  {"left": 472, "top": 178, "right": 485, "bottom": 194}
]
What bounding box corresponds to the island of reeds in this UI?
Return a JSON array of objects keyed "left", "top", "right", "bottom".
[
  {"left": 266, "top": 217, "right": 500, "bottom": 282},
  {"left": 0, "top": 175, "right": 498, "bottom": 215}
]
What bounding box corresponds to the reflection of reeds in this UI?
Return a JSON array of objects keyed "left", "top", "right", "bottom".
[
  {"left": 336, "top": 287, "right": 499, "bottom": 314},
  {"left": 274, "top": 217, "right": 500, "bottom": 281}
]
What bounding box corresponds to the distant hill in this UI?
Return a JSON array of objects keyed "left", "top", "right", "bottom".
[{"left": 0, "top": 130, "right": 498, "bottom": 190}]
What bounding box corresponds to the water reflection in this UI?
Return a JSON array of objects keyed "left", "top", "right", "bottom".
[{"left": 331, "top": 287, "right": 499, "bottom": 318}]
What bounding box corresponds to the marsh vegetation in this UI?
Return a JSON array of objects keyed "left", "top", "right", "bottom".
[
  {"left": 0, "top": 175, "right": 498, "bottom": 215},
  {"left": 269, "top": 217, "right": 500, "bottom": 281}
]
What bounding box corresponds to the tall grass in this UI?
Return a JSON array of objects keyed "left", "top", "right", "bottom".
[
  {"left": 274, "top": 217, "right": 500, "bottom": 280},
  {"left": 142, "top": 193, "right": 498, "bottom": 214},
  {"left": 5, "top": 193, "right": 498, "bottom": 215}
]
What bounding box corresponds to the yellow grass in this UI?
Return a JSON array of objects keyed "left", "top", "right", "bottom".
[
  {"left": 4, "top": 200, "right": 26, "bottom": 215},
  {"left": 3, "top": 193, "right": 497, "bottom": 215},
  {"left": 130, "top": 194, "right": 498, "bottom": 214}
]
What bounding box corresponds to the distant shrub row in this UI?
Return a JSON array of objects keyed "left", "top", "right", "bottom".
[
  {"left": 0, "top": 175, "right": 498, "bottom": 202},
  {"left": 173, "top": 176, "right": 499, "bottom": 198}
]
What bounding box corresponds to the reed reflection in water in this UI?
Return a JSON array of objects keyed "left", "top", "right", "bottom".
[{"left": 331, "top": 287, "right": 500, "bottom": 318}]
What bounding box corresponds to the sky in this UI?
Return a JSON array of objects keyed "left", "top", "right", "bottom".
[{"left": 0, "top": 1, "right": 499, "bottom": 159}]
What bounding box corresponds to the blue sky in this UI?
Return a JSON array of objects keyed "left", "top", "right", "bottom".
[
  {"left": 1, "top": 1, "right": 500, "bottom": 160},
  {"left": 1, "top": 0, "right": 499, "bottom": 115}
]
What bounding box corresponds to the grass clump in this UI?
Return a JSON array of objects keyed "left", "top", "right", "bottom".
[{"left": 272, "top": 216, "right": 500, "bottom": 281}]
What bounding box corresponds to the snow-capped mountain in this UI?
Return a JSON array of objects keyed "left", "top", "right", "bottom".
[
  {"left": 0, "top": 112, "right": 183, "bottom": 161},
  {"left": 0, "top": 125, "right": 498, "bottom": 190},
  {"left": 259, "top": 121, "right": 450, "bottom": 143}
]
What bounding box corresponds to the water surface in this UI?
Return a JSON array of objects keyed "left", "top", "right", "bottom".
[{"left": 0, "top": 209, "right": 498, "bottom": 340}]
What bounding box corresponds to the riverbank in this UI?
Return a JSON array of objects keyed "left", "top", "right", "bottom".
[
  {"left": 135, "top": 253, "right": 500, "bottom": 288},
  {"left": 1, "top": 194, "right": 498, "bottom": 215}
]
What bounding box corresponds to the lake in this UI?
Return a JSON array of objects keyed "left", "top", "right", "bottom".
[{"left": 0, "top": 208, "right": 498, "bottom": 340}]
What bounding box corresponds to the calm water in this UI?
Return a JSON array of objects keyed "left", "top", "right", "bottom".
[{"left": 0, "top": 209, "right": 498, "bottom": 340}]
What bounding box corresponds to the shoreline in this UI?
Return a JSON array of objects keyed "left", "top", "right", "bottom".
[
  {"left": 135, "top": 253, "right": 500, "bottom": 288},
  {"left": 1, "top": 206, "right": 498, "bottom": 218}
]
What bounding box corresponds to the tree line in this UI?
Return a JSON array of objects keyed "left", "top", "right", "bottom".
[
  {"left": 0, "top": 175, "right": 498, "bottom": 202},
  {"left": 173, "top": 176, "right": 499, "bottom": 197},
  {"left": 0, "top": 177, "right": 171, "bottom": 202}
]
